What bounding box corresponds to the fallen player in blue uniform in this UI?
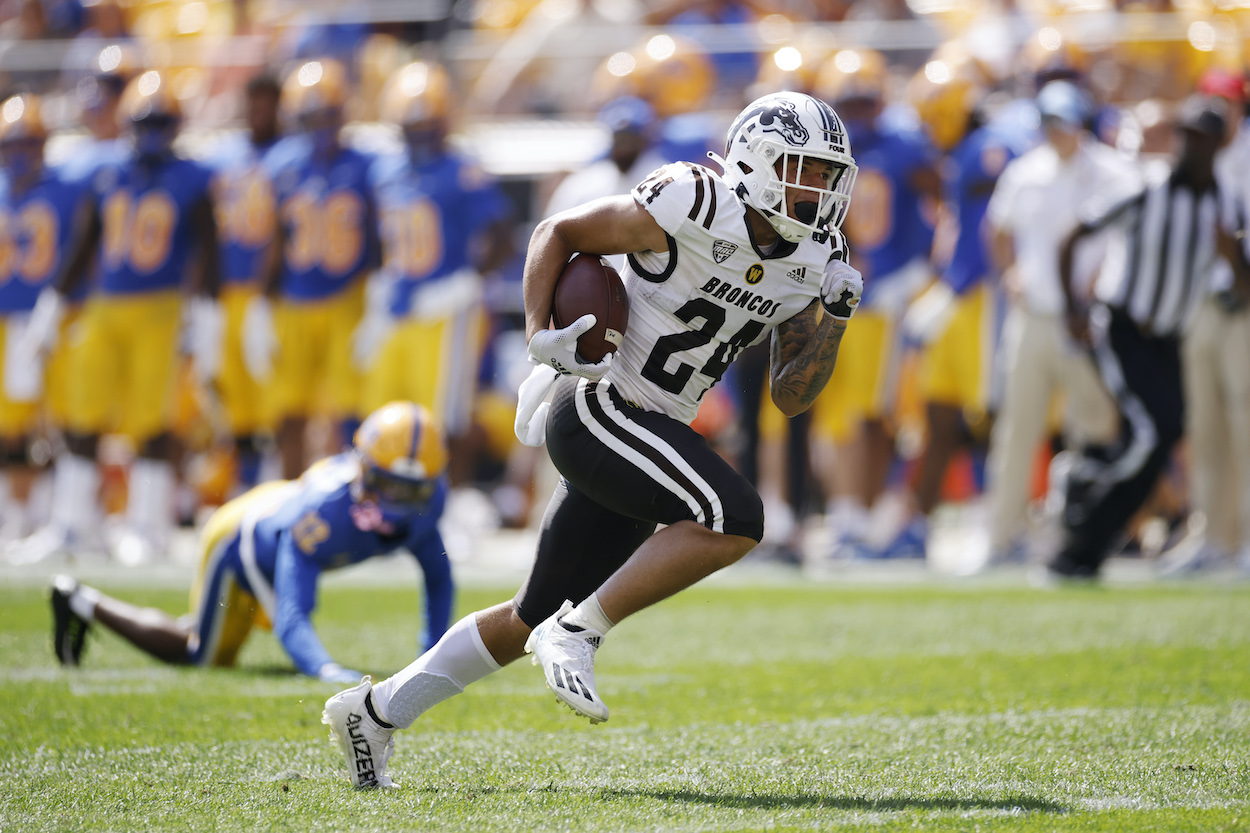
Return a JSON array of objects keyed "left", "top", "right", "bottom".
[{"left": 49, "top": 401, "right": 454, "bottom": 683}]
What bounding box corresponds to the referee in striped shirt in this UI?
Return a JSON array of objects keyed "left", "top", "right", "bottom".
[{"left": 1049, "top": 94, "right": 1246, "bottom": 579}]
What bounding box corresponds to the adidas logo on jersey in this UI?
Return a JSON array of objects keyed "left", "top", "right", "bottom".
[
  {"left": 712, "top": 240, "right": 738, "bottom": 263},
  {"left": 787, "top": 267, "right": 807, "bottom": 284}
]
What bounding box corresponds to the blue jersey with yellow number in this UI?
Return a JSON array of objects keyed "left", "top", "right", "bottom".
[
  {"left": 940, "top": 123, "right": 1029, "bottom": 295},
  {"left": 371, "top": 151, "right": 510, "bottom": 317},
  {"left": 0, "top": 170, "right": 85, "bottom": 314},
  {"left": 841, "top": 123, "right": 937, "bottom": 302},
  {"left": 90, "top": 152, "right": 214, "bottom": 295},
  {"left": 209, "top": 134, "right": 282, "bottom": 286},
  {"left": 240, "top": 453, "right": 453, "bottom": 677},
  {"left": 268, "top": 138, "right": 379, "bottom": 301}
]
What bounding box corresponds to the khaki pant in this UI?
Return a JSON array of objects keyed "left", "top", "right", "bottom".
[
  {"left": 1182, "top": 297, "right": 1250, "bottom": 552},
  {"left": 987, "top": 306, "right": 1120, "bottom": 551}
]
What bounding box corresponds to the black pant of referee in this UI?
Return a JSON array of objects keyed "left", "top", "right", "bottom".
[{"left": 1052, "top": 304, "right": 1185, "bottom": 576}]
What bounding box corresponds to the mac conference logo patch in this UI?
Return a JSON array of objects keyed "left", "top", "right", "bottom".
[
  {"left": 745, "top": 264, "right": 764, "bottom": 285},
  {"left": 712, "top": 240, "right": 738, "bottom": 263}
]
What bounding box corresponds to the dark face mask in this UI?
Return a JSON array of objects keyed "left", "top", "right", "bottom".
[
  {"left": 309, "top": 126, "right": 339, "bottom": 159},
  {"left": 133, "top": 121, "right": 175, "bottom": 161}
]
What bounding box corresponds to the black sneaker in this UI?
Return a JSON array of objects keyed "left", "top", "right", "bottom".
[
  {"left": 50, "top": 575, "right": 90, "bottom": 666},
  {"left": 1047, "top": 553, "right": 1101, "bottom": 582}
]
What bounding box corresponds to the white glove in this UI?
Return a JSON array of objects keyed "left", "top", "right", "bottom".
[
  {"left": 18, "top": 287, "right": 65, "bottom": 358},
  {"left": 187, "top": 296, "right": 223, "bottom": 383},
  {"left": 351, "top": 309, "right": 395, "bottom": 371},
  {"left": 3, "top": 313, "right": 43, "bottom": 401},
  {"left": 242, "top": 295, "right": 277, "bottom": 382},
  {"left": 317, "top": 662, "right": 362, "bottom": 685},
  {"left": 514, "top": 361, "right": 560, "bottom": 447},
  {"left": 351, "top": 273, "right": 397, "bottom": 372},
  {"left": 901, "top": 281, "right": 957, "bottom": 346},
  {"left": 527, "top": 313, "right": 613, "bottom": 380},
  {"left": 820, "top": 259, "right": 863, "bottom": 321}
]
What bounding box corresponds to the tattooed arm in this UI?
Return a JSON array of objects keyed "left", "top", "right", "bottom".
[{"left": 768, "top": 298, "right": 847, "bottom": 417}]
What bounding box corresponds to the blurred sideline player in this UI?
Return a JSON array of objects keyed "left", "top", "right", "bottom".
[
  {"left": 545, "top": 96, "right": 667, "bottom": 225},
  {"left": 590, "top": 33, "right": 720, "bottom": 165},
  {"left": 49, "top": 401, "right": 454, "bottom": 684},
  {"left": 321, "top": 91, "right": 863, "bottom": 788},
  {"left": 0, "top": 96, "right": 84, "bottom": 546},
  {"left": 1165, "top": 69, "right": 1250, "bottom": 573},
  {"left": 10, "top": 70, "right": 222, "bottom": 566},
  {"left": 248, "top": 58, "right": 380, "bottom": 479},
  {"left": 354, "top": 60, "right": 513, "bottom": 486},
  {"left": 808, "top": 48, "right": 941, "bottom": 559},
  {"left": 35, "top": 45, "right": 136, "bottom": 531},
  {"left": 58, "top": 44, "right": 136, "bottom": 182},
  {"left": 877, "top": 54, "right": 1030, "bottom": 559},
  {"left": 982, "top": 80, "right": 1131, "bottom": 567},
  {"left": 207, "top": 72, "right": 284, "bottom": 495}
]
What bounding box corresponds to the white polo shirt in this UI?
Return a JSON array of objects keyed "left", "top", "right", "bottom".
[{"left": 988, "top": 137, "right": 1141, "bottom": 314}]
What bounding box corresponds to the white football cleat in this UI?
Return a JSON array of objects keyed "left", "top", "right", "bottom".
[
  {"left": 322, "top": 676, "right": 398, "bottom": 788},
  {"left": 524, "top": 600, "right": 609, "bottom": 724}
]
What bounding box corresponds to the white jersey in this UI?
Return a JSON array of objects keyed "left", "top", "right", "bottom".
[{"left": 606, "top": 161, "right": 846, "bottom": 425}]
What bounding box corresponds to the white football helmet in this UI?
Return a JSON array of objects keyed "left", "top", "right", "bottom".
[{"left": 711, "top": 91, "right": 858, "bottom": 243}]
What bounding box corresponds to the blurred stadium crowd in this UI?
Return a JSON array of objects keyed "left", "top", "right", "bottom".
[{"left": 0, "top": 0, "right": 1248, "bottom": 574}]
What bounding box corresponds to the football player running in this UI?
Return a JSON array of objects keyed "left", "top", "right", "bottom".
[
  {"left": 322, "top": 91, "right": 862, "bottom": 788},
  {"left": 49, "top": 401, "right": 454, "bottom": 684}
]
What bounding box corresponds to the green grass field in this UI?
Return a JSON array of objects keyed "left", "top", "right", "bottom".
[{"left": 2, "top": 569, "right": 1249, "bottom": 831}]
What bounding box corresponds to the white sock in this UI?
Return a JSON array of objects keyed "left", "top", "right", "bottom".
[
  {"left": 0, "top": 474, "right": 20, "bottom": 532},
  {"left": 562, "top": 592, "right": 614, "bottom": 635},
  {"left": 69, "top": 585, "right": 101, "bottom": 621},
  {"left": 26, "top": 471, "right": 52, "bottom": 528},
  {"left": 370, "top": 613, "right": 501, "bottom": 729},
  {"left": 51, "top": 453, "right": 100, "bottom": 534},
  {"left": 826, "top": 497, "right": 868, "bottom": 543},
  {"left": 127, "top": 458, "right": 174, "bottom": 546}
]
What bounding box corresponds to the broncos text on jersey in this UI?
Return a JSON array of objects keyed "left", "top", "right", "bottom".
[{"left": 609, "top": 161, "right": 848, "bottom": 425}]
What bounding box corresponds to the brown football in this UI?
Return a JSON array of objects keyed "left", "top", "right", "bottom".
[{"left": 551, "top": 253, "right": 630, "bottom": 363}]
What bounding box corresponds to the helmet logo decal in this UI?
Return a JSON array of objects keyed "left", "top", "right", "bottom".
[
  {"left": 730, "top": 98, "right": 809, "bottom": 146},
  {"left": 759, "top": 100, "right": 809, "bottom": 144}
]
